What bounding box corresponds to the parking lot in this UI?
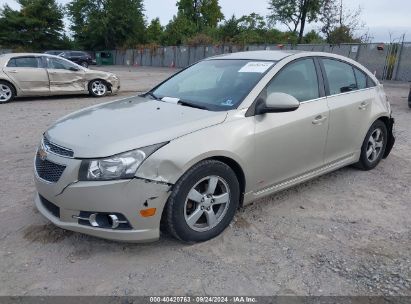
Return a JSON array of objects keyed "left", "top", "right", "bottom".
[{"left": 0, "top": 66, "right": 410, "bottom": 296}]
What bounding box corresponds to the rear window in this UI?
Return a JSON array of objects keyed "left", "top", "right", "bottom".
[{"left": 7, "top": 57, "right": 41, "bottom": 68}]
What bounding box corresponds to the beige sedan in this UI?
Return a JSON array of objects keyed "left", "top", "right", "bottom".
[
  {"left": 34, "top": 51, "right": 395, "bottom": 243},
  {"left": 0, "top": 53, "right": 120, "bottom": 103}
]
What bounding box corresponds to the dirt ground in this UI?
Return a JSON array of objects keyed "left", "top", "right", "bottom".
[{"left": 0, "top": 66, "right": 410, "bottom": 296}]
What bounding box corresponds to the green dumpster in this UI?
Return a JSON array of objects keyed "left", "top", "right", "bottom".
[{"left": 96, "top": 51, "right": 114, "bottom": 65}]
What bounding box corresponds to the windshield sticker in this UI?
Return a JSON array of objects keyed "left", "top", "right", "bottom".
[
  {"left": 221, "top": 99, "right": 234, "bottom": 106},
  {"left": 239, "top": 62, "right": 273, "bottom": 73}
]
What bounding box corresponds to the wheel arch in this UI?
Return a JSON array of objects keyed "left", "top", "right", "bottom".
[
  {"left": 88, "top": 78, "right": 111, "bottom": 87},
  {"left": 376, "top": 115, "right": 390, "bottom": 128},
  {"left": 360, "top": 115, "right": 394, "bottom": 160},
  {"left": 88, "top": 78, "right": 112, "bottom": 92},
  {"left": 205, "top": 156, "right": 246, "bottom": 207},
  {"left": 376, "top": 116, "right": 395, "bottom": 158},
  {"left": 0, "top": 78, "right": 18, "bottom": 96},
  {"left": 156, "top": 154, "right": 247, "bottom": 209}
]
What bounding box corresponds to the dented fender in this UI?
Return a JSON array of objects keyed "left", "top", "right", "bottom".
[
  {"left": 47, "top": 68, "right": 119, "bottom": 94},
  {"left": 135, "top": 113, "right": 255, "bottom": 191}
]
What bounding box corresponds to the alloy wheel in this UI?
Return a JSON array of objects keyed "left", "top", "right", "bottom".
[
  {"left": 0, "top": 84, "right": 12, "bottom": 102},
  {"left": 91, "top": 81, "right": 107, "bottom": 96},
  {"left": 366, "top": 128, "right": 384, "bottom": 162},
  {"left": 184, "top": 176, "right": 231, "bottom": 232}
]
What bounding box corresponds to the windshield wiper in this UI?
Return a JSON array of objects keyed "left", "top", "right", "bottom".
[
  {"left": 178, "top": 100, "right": 208, "bottom": 110},
  {"left": 143, "top": 91, "right": 160, "bottom": 100}
]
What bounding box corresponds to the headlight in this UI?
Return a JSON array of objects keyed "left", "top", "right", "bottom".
[{"left": 79, "top": 142, "right": 167, "bottom": 181}]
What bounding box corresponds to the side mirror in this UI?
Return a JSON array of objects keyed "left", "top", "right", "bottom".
[
  {"left": 256, "top": 92, "right": 300, "bottom": 115},
  {"left": 69, "top": 67, "right": 80, "bottom": 72}
]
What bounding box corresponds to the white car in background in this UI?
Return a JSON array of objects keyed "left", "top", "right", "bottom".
[{"left": 0, "top": 53, "right": 120, "bottom": 103}]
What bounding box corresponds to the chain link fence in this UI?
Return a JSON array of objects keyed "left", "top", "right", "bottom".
[{"left": 394, "top": 42, "right": 411, "bottom": 81}]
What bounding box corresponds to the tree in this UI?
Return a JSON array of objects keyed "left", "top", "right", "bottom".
[
  {"left": 67, "top": 0, "right": 146, "bottom": 50},
  {"left": 163, "top": 14, "right": 197, "bottom": 45},
  {"left": 268, "top": 0, "right": 323, "bottom": 43},
  {"left": 303, "top": 29, "right": 323, "bottom": 43},
  {"left": 176, "top": 0, "right": 223, "bottom": 29},
  {"left": 232, "top": 13, "right": 268, "bottom": 44},
  {"left": 328, "top": 25, "right": 357, "bottom": 44},
  {"left": 237, "top": 13, "right": 267, "bottom": 32},
  {"left": 146, "top": 18, "right": 164, "bottom": 44},
  {"left": 319, "top": 0, "right": 339, "bottom": 41},
  {"left": 319, "top": 0, "right": 365, "bottom": 43},
  {"left": 218, "top": 15, "right": 240, "bottom": 42},
  {"left": 0, "top": 0, "right": 66, "bottom": 51},
  {"left": 200, "top": 0, "right": 224, "bottom": 28}
]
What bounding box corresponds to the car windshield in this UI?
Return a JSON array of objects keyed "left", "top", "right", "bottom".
[{"left": 151, "top": 59, "right": 276, "bottom": 111}]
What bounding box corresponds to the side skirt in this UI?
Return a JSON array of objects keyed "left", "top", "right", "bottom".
[{"left": 243, "top": 154, "right": 356, "bottom": 205}]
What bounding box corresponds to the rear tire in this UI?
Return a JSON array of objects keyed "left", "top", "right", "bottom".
[
  {"left": 165, "top": 160, "right": 240, "bottom": 243},
  {"left": 354, "top": 120, "right": 387, "bottom": 171},
  {"left": 88, "top": 79, "right": 107, "bottom": 97},
  {"left": 80, "top": 61, "right": 89, "bottom": 68},
  {"left": 0, "top": 81, "right": 15, "bottom": 104}
]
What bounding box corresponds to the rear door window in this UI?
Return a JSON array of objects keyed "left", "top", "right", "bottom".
[
  {"left": 322, "top": 59, "right": 357, "bottom": 95},
  {"left": 7, "top": 57, "right": 41, "bottom": 68}
]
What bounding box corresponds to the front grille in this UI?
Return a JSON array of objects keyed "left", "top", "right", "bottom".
[
  {"left": 39, "top": 195, "right": 60, "bottom": 218},
  {"left": 43, "top": 137, "right": 74, "bottom": 158},
  {"left": 35, "top": 155, "right": 66, "bottom": 183}
]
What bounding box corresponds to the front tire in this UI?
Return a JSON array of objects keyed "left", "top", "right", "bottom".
[
  {"left": 88, "top": 79, "right": 107, "bottom": 97},
  {"left": 354, "top": 120, "right": 387, "bottom": 170},
  {"left": 165, "top": 160, "right": 240, "bottom": 243},
  {"left": 0, "top": 81, "right": 15, "bottom": 104},
  {"left": 80, "top": 61, "right": 89, "bottom": 68}
]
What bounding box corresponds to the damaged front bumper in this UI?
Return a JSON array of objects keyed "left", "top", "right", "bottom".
[
  {"left": 108, "top": 78, "right": 121, "bottom": 94},
  {"left": 34, "top": 152, "right": 171, "bottom": 242}
]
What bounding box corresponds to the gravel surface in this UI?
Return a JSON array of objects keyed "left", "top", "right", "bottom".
[{"left": 0, "top": 67, "right": 410, "bottom": 296}]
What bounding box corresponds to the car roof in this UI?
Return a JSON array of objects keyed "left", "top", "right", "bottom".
[
  {"left": 0, "top": 52, "right": 67, "bottom": 66},
  {"left": 207, "top": 50, "right": 365, "bottom": 63},
  {"left": 208, "top": 50, "right": 303, "bottom": 61}
]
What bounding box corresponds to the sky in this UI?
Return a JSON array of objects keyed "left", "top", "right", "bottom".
[{"left": 1, "top": 0, "right": 410, "bottom": 42}]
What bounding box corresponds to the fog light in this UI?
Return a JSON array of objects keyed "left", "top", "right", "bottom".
[
  {"left": 140, "top": 208, "right": 156, "bottom": 217},
  {"left": 73, "top": 212, "right": 132, "bottom": 229}
]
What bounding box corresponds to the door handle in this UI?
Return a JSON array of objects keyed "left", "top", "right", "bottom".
[
  {"left": 312, "top": 115, "right": 327, "bottom": 125},
  {"left": 359, "top": 101, "right": 369, "bottom": 110},
  {"left": 7, "top": 70, "right": 18, "bottom": 73}
]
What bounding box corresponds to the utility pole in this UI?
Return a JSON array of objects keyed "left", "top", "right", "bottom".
[{"left": 339, "top": 0, "right": 343, "bottom": 27}]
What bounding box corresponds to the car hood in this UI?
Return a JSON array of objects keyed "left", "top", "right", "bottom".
[{"left": 45, "top": 96, "right": 227, "bottom": 158}]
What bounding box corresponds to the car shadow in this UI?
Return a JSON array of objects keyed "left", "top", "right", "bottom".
[{"left": 12, "top": 94, "right": 95, "bottom": 103}]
